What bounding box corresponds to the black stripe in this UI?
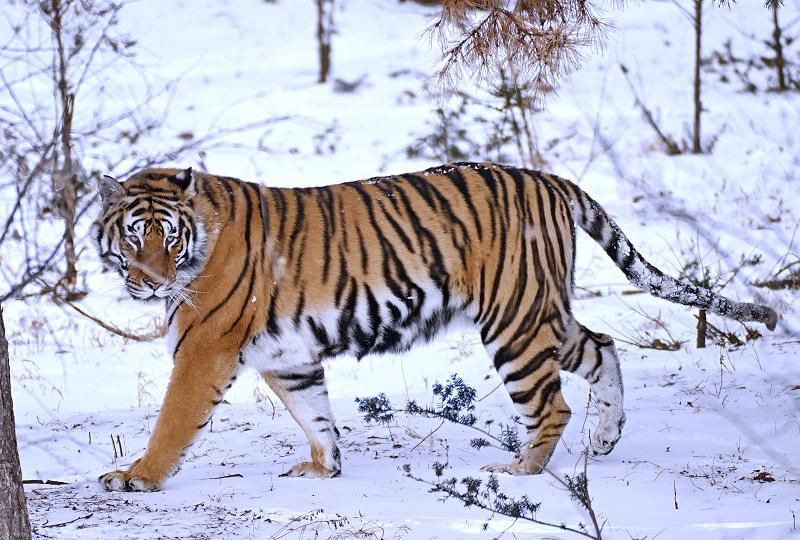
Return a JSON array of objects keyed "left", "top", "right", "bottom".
[
  {"left": 172, "top": 322, "right": 195, "bottom": 358},
  {"left": 337, "top": 279, "right": 358, "bottom": 345},
  {"left": 256, "top": 184, "right": 269, "bottom": 247},
  {"left": 508, "top": 372, "right": 550, "bottom": 405},
  {"left": 277, "top": 367, "right": 325, "bottom": 381},
  {"left": 286, "top": 189, "right": 306, "bottom": 263},
  {"left": 283, "top": 368, "right": 326, "bottom": 393},
  {"left": 237, "top": 316, "right": 256, "bottom": 351},
  {"left": 521, "top": 378, "right": 563, "bottom": 424},
  {"left": 502, "top": 347, "right": 557, "bottom": 383},
  {"left": 541, "top": 177, "right": 570, "bottom": 279},
  {"left": 475, "top": 265, "right": 487, "bottom": 323},
  {"left": 334, "top": 249, "right": 349, "bottom": 306},
  {"left": 377, "top": 202, "right": 415, "bottom": 254},
  {"left": 392, "top": 183, "right": 431, "bottom": 262},
  {"left": 486, "top": 168, "right": 512, "bottom": 303},
  {"left": 364, "top": 283, "right": 381, "bottom": 336},
  {"left": 307, "top": 317, "right": 332, "bottom": 351},
  {"left": 317, "top": 186, "right": 334, "bottom": 283},
  {"left": 383, "top": 240, "right": 425, "bottom": 325},
  {"left": 410, "top": 172, "right": 469, "bottom": 263},
  {"left": 219, "top": 178, "right": 237, "bottom": 224},
  {"left": 203, "top": 181, "right": 254, "bottom": 324},
  {"left": 355, "top": 225, "right": 369, "bottom": 273},
  {"left": 202, "top": 178, "right": 220, "bottom": 212},
  {"left": 224, "top": 184, "right": 260, "bottom": 335},
  {"left": 481, "top": 305, "right": 501, "bottom": 343},
  {"left": 621, "top": 240, "right": 636, "bottom": 271},
  {"left": 273, "top": 188, "right": 288, "bottom": 243},
  {"left": 228, "top": 187, "right": 259, "bottom": 323},
  {"left": 447, "top": 168, "right": 483, "bottom": 241},
  {"left": 587, "top": 199, "right": 605, "bottom": 242},
  {"left": 401, "top": 173, "right": 437, "bottom": 209},
  {"left": 293, "top": 290, "right": 306, "bottom": 327}
]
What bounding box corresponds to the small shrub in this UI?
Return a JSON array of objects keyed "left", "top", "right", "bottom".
[
  {"left": 358, "top": 375, "right": 604, "bottom": 539},
  {"left": 407, "top": 71, "right": 544, "bottom": 167}
]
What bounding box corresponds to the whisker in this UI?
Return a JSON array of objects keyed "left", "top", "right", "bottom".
[
  {"left": 169, "top": 285, "right": 201, "bottom": 315},
  {"left": 95, "top": 276, "right": 125, "bottom": 294}
]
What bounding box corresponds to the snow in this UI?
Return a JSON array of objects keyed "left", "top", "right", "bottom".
[{"left": 3, "top": 0, "right": 800, "bottom": 538}]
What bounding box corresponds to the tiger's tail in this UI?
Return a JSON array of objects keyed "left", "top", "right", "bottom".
[{"left": 564, "top": 179, "right": 778, "bottom": 331}]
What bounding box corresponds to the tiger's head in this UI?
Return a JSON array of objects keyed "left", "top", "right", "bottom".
[{"left": 91, "top": 168, "right": 207, "bottom": 303}]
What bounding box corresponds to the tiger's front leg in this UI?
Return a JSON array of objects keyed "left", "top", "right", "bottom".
[
  {"left": 99, "top": 348, "right": 239, "bottom": 492},
  {"left": 261, "top": 362, "right": 341, "bottom": 479}
]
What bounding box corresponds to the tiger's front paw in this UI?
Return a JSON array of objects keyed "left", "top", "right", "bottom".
[
  {"left": 481, "top": 459, "right": 543, "bottom": 476},
  {"left": 99, "top": 470, "right": 160, "bottom": 492},
  {"left": 99, "top": 464, "right": 162, "bottom": 492}
]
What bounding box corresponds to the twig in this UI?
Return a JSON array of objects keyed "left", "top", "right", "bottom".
[
  {"left": 409, "top": 420, "right": 445, "bottom": 452},
  {"left": 207, "top": 473, "right": 244, "bottom": 480},
  {"left": 59, "top": 297, "right": 166, "bottom": 342},
  {"left": 476, "top": 382, "right": 503, "bottom": 402},
  {"left": 674, "top": 480, "right": 679, "bottom": 509},
  {"left": 22, "top": 479, "right": 68, "bottom": 485},
  {"left": 43, "top": 514, "right": 93, "bottom": 528},
  {"left": 394, "top": 405, "right": 511, "bottom": 452},
  {"left": 619, "top": 64, "right": 682, "bottom": 155}
]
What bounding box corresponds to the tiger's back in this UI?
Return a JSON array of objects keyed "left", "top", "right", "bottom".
[
  {"left": 92, "top": 162, "right": 776, "bottom": 492},
  {"left": 246, "top": 164, "right": 573, "bottom": 362}
]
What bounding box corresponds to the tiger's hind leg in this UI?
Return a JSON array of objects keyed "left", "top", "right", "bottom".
[
  {"left": 558, "top": 319, "right": 626, "bottom": 456},
  {"left": 261, "top": 362, "right": 341, "bottom": 479},
  {"left": 483, "top": 338, "right": 572, "bottom": 475}
]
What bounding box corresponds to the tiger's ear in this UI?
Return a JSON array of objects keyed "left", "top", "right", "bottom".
[
  {"left": 170, "top": 167, "right": 195, "bottom": 195},
  {"left": 99, "top": 175, "right": 125, "bottom": 210}
]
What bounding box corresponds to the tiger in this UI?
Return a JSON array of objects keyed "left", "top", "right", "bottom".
[{"left": 91, "top": 162, "right": 777, "bottom": 492}]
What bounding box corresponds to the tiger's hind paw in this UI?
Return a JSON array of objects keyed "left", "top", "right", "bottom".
[
  {"left": 280, "top": 461, "right": 341, "bottom": 479},
  {"left": 590, "top": 434, "right": 619, "bottom": 456},
  {"left": 590, "top": 411, "right": 625, "bottom": 456}
]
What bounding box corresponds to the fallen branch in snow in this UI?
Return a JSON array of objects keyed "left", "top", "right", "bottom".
[
  {"left": 207, "top": 473, "right": 244, "bottom": 480},
  {"left": 42, "top": 513, "right": 93, "bottom": 528},
  {"left": 21, "top": 479, "right": 68, "bottom": 486}
]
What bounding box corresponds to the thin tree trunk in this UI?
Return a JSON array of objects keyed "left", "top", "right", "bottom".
[
  {"left": 696, "top": 309, "right": 707, "bottom": 349},
  {"left": 317, "top": 0, "right": 334, "bottom": 83},
  {"left": 59, "top": 95, "right": 78, "bottom": 287},
  {"left": 770, "top": 3, "right": 787, "bottom": 91},
  {"left": 50, "top": 0, "right": 79, "bottom": 288},
  {"left": 692, "top": 0, "right": 702, "bottom": 154},
  {"left": 0, "top": 305, "right": 32, "bottom": 540}
]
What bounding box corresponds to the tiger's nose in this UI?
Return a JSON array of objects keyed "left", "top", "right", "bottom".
[{"left": 141, "top": 278, "right": 162, "bottom": 290}]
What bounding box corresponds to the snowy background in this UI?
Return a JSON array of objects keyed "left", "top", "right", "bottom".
[{"left": 3, "top": 0, "right": 800, "bottom": 538}]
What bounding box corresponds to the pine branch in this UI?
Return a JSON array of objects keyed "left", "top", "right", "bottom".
[{"left": 401, "top": 466, "right": 599, "bottom": 539}]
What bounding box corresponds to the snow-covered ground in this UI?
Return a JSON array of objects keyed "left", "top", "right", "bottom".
[{"left": 3, "top": 0, "right": 800, "bottom": 538}]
